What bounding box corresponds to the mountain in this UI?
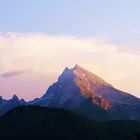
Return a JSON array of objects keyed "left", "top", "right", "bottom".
[
  {"left": 0, "top": 96, "right": 3, "bottom": 105},
  {"left": 0, "top": 106, "right": 137, "bottom": 140},
  {"left": 1, "top": 65, "right": 140, "bottom": 121},
  {"left": 0, "top": 95, "right": 25, "bottom": 116},
  {"left": 33, "top": 65, "right": 140, "bottom": 121}
]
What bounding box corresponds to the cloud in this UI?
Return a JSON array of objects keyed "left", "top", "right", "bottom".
[
  {"left": 0, "top": 32, "right": 140, "bottom": 99},
  {"left": 1, "top": 69, "right": 32, "bottom": 78}
]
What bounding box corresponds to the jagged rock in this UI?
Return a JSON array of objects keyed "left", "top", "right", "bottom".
[{"left": 33, "top": 65, "right": 140, "bottom": 121}]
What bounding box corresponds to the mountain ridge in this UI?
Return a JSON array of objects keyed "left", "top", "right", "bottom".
[
  {"left": 0, "top": 95, "right": 25, "bottom": 116},
  {"left": 30, "top": 65, "right": 140, "bottom": 121},
  {"left": 1, "top": 65, "right": 140, "bottom": 121}
]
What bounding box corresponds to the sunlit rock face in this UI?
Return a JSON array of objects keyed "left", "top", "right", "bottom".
[
  {"left": 92, "top": 97, "right": 111, "bottom": 110},
  {"left": 73, "top": 65, "right": 112, "bottom": 110}
]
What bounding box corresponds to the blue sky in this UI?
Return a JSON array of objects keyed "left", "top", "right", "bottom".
[{"left": 0, "top": 0, "right": 140, "bottom": 51}]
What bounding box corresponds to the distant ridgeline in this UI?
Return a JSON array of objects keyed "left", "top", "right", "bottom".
[{"left": 1, "top": 65, "right": 140, "bottom": 122}]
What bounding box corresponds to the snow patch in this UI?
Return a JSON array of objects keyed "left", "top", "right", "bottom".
[{"left": 82, "top": 73, "right": 86, "bottom": 77}]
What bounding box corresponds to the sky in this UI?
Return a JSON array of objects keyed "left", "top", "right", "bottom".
[{"left": 0, "top": 0, "right": 140, "bottom": 100}]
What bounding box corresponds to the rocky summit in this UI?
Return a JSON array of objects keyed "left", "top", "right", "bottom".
[{"left": 30, "top": 65, "right": 140, "bottom": 121}]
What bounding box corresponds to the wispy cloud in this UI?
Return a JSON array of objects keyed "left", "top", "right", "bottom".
[{"left": 1, "top": 69, "right": 32, "bottom": 78}]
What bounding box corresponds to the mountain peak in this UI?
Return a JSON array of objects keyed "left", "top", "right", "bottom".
[
  {"left": 42, "top": 65, "right": 113, "bottom": 110},
  {"left": 71, "top": 65, "right": 112, "bottom": 87},
  {"left": 63, "top": 65, "right": 85, "bottom": 72},
  {"left": 72, "top": 64, "right": 82, "bottom": 70},
  {"left": 58, "top": 65, "right": 113, "bottom": 99},
  {"left": 12, "top": 94, "right": 19, "bottom": 101}
]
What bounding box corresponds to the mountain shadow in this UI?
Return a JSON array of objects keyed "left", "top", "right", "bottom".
[{"left": 0, "top": 106, "right": 138, "bottom": 140}]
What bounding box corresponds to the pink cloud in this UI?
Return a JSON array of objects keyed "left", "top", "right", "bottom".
[{"left": 1, "top": 69, "right": 32, "bottom": 78}]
